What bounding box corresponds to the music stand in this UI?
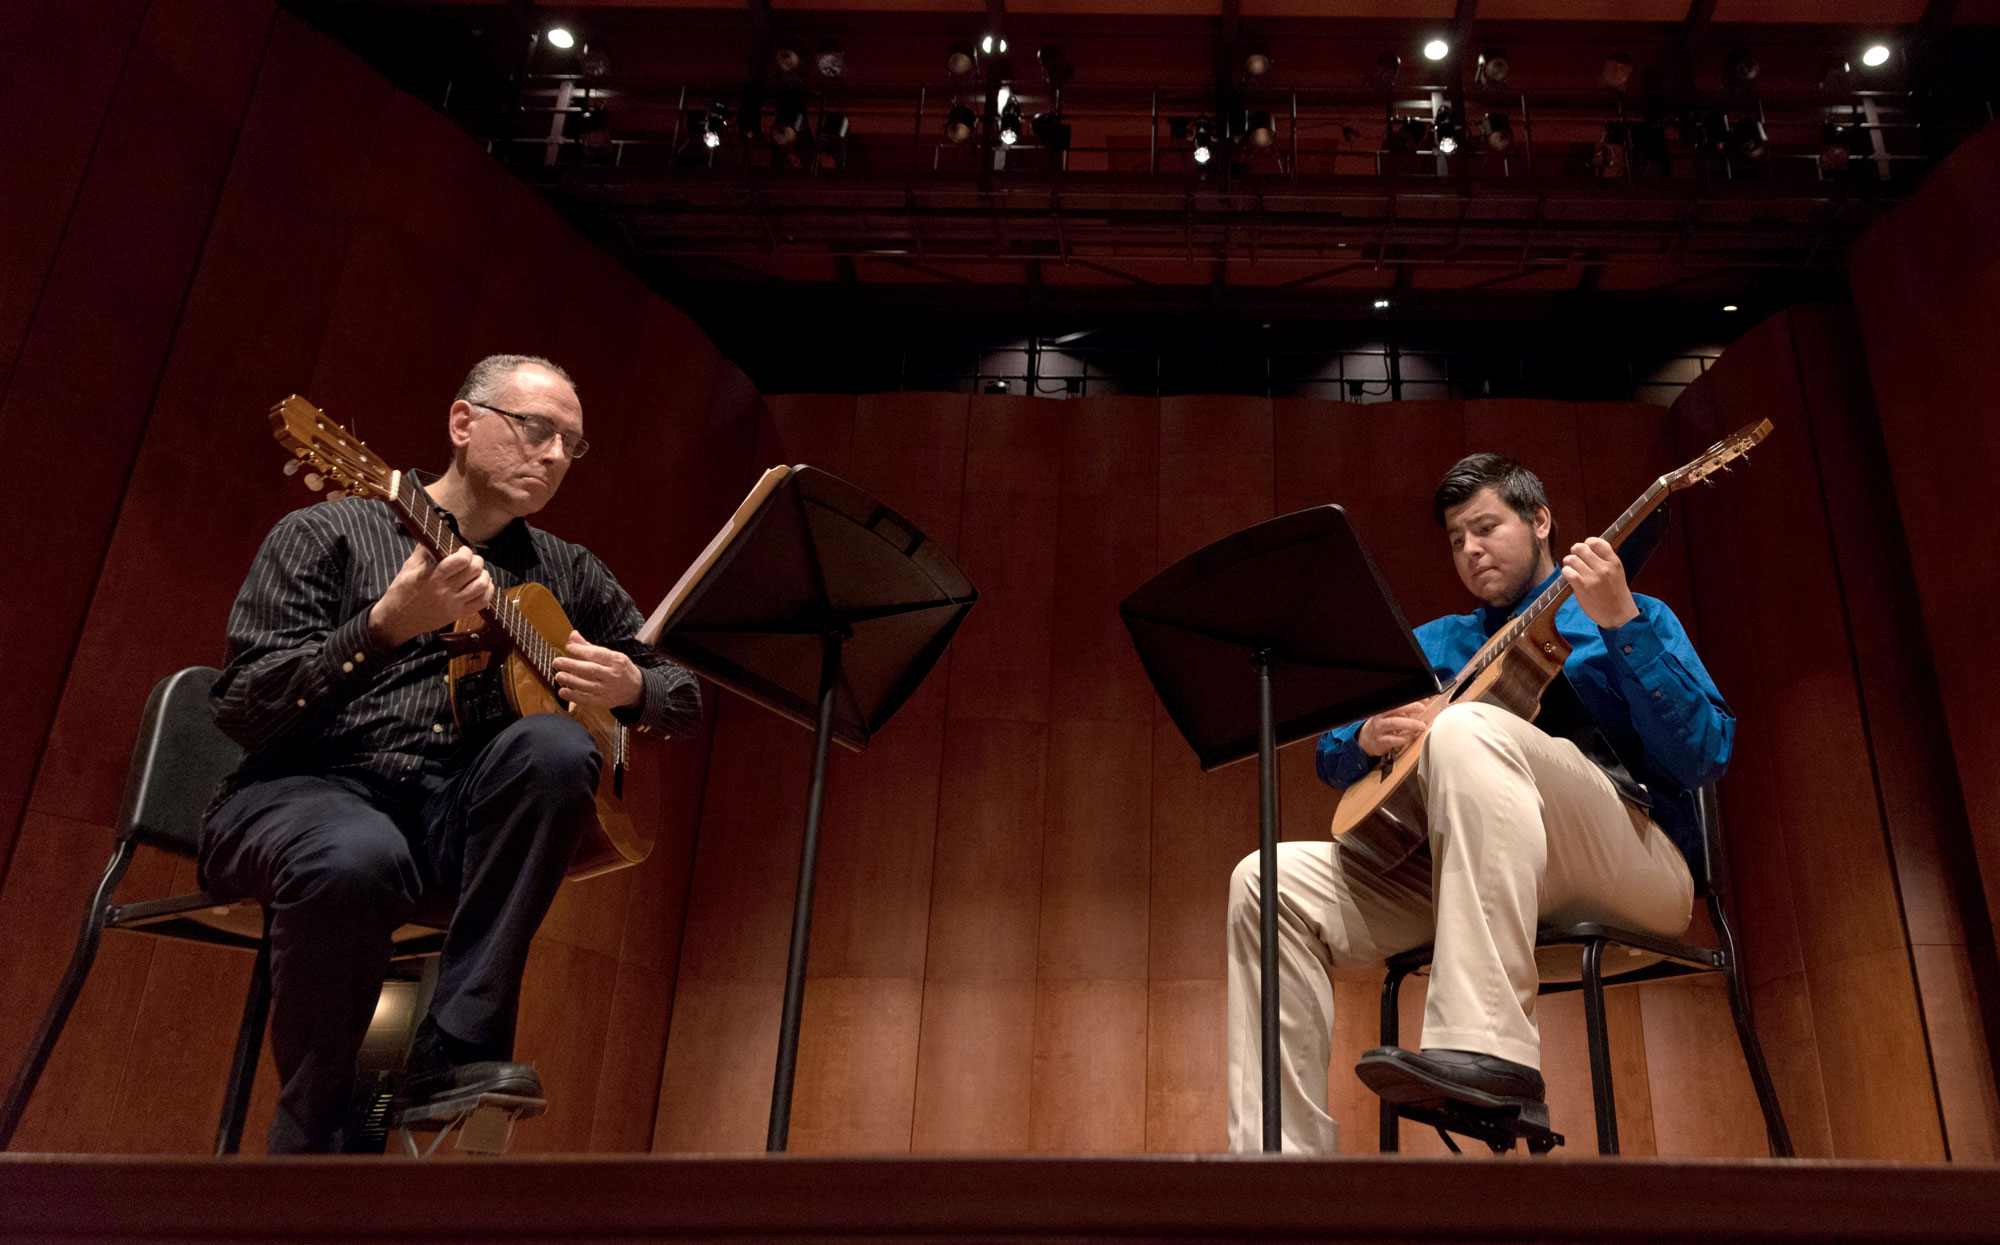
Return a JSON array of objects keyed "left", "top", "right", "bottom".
[
  {"left": 1120, "top": 505, "right": 1438, "bottom": 1152},
  {"left": 640, "top": 465, "right": 977, "bottom": 1151}
]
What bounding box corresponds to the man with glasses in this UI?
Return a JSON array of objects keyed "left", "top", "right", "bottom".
[{"left": 203, "top": 355, "right": 701, "bottom": 1153}]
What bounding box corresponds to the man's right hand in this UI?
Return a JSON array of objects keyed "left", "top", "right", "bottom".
[
  {"left": 368, "top": 545, "right": 494, "bottom": 648},
  {"left": 1357, "top": 701, "right": 1430, "bottom": 757}
]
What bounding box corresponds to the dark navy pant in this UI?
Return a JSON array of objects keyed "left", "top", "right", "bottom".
[{"left": 201, "top": 715, "right": 599, "bottom": 1154}]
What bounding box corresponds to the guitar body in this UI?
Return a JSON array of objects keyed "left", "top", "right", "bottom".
[
  {"left": 445, "top": 581, "right": 660, "bottom": 881},
  {"left": 1329, "top": 613, "right": 1571, "bottom": 872}
]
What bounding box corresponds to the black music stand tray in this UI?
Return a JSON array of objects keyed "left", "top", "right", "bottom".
[
  {"left": 640, "top": 465, "right": 976, "bottom": 1152},
  {"left": 1119, "top": 505, "right": 1437, "bottom": 1152}
]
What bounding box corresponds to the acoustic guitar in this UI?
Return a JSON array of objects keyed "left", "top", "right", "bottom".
[
  {"left": 1328, "top": 418, "right": 1773, "bottom": 872},
  {"left": 268, "top": 394, "right": 659, "bottom": 880}
]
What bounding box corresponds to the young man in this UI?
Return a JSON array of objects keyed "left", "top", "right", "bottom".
[
  {"left": 1225, "top": 453, "right": 1731, "bottom": 1153},
  {"left": 203, "top": 355, "right": 701, "bottom": 1153}
]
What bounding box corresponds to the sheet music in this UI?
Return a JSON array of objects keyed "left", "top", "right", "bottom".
[{"left": 638, "top": 464, "right": 793, "bottom": 645}]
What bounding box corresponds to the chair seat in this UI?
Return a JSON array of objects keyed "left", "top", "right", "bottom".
[
  {"left": 110, "top": 892, "right": 444, "bottom": 956},
  {"left": 1384, "top": 922, "right": 1725, "bottom": 987}
]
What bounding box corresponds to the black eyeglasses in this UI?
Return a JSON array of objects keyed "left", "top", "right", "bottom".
[{"left": 470, "top": 402, "right": 590, "bottom": 459}]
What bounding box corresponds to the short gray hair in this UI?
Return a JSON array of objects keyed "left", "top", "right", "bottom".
[{"left": 456, "top": 354, "right": 576, "bottom": 406}]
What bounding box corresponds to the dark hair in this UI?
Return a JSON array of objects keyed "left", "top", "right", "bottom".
[{"left": 1432, "top": 453, "right": 1553, "bottom": 538}]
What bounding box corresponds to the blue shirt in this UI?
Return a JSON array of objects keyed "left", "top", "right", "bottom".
[{"left": 1314, "top": 569, "right": 1733, "bottom": 868}]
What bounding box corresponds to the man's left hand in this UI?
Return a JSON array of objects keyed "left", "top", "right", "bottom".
[
  {"left": 552, "top": 631, "right": 645, "bottom": 709},
  {"left": 1561, "top": 537, "right": 1641, "bottom": 629}
]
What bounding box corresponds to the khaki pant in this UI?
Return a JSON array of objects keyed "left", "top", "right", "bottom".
[{"left": 1225, "top": 700, "right": 1694, "bottom": 1154}]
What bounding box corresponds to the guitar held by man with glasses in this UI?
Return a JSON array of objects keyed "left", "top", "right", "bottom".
[
  {"left": 1328, "top": 418, "right": 1773, "bottom": 870},
  {"left": 268, "top": 393, "right": 659, "bottom": 880}
]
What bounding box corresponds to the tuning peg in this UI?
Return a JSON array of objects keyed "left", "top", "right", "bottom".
[
  {"left": 282, "top": 459, "right": 301, "bottom": 476},
  {"left": 304, "top": 472, "right": 324, "bottom": 492}
]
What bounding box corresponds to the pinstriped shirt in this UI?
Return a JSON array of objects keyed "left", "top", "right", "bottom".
[{"left": 210, "top": 486, "right": 701, "bottom": 803}]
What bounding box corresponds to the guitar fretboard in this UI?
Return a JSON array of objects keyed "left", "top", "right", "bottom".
[{"left": 392, "top": 471, "right": 563, "bottom": 683}]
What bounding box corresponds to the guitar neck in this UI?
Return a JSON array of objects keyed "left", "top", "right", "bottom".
[
  {"left": 387, "top": 470, "right": 562, "bottom": 684},
  {"left": 1444, "top": 478, "right": 1671, "bottom": 696}
]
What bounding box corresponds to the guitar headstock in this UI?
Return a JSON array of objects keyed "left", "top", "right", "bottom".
[
  {"left": 1665, "top": 418, "right": 1773, "bottom": 491},
  {"left": 268, "top": 395, "right": 394, "bottom": 502}
]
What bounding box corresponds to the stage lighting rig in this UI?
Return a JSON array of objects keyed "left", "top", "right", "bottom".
[
  {"left": 1423, "top": 38, "right": 1450, "bottom": 62},
  {"left": 947, "top": 40, "right": 977, "bottom": 77},
  {"left": 1602, "top": 52, "right": 1634, "bottom": 91},
  {"left": 998, "top": 101, "right": 1023, "bottom": 145},
  {"left": 1476, "top": 49, "right": 1508, "bottom": 85},
  {"left": 1247, "top": 111, "right": 1277, "bottom": 149},
  {"left": 699, "top": 103, "right": 729, "bottom": 149},
  {"left": 1483, "top": 111, "right": 1512, "bottom": 152},
  {"left": 1032, "top": 111, "right": 1071, "bottom": 151},
  {"left": 1190, "top": 117, "right": 1216, "bottom": 165},
  {"left": 817, "top": 41, "right": 846, "bottom": 78},
  {"left": 945, "top": 105, "right": 977, "bottom": 143}
]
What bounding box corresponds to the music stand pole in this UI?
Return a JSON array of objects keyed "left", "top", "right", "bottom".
[
  {"left": 1255, "top": 650, "right": 1282, "bottom": 1152},
  {"left": 766, "top": 629, "right": 843, "bottom": 1152}
]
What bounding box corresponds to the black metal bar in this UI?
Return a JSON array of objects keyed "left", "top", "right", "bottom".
[
  {"left": 1710, "top": 894, "right": 1795, "bottom": 1157},
  {"left": 215, "top": 922, "right": 273, "bottom": 1156},
  {"left": 1378, "top": 967, "right": 1406, "bottom": 1153},
  {"left": 1580, "top": 938, "right": 1619, "bottom": 1155},
  {"left": 1255, "top": 651, "right": 1281, "bottom": 1152},
  {"left": 767, "top": 630, "right": 843, "bottom": 1152},
  {"left": 0, "top": 840, "right": 135, "bottom": 1148}
]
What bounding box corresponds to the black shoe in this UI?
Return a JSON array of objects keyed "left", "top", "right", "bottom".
[
  {"left": 396, "top": 1018, "right": 544, "bottom": 1110},
  {"left": 1355, "top": 1046, "right": 1546, "bottom": 1110}
]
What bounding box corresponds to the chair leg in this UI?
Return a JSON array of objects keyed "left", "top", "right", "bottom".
[
  {"left": 1580, "top": 938, "right": 1620, "bottom": 1156},
  {"left": 1378, "top": 966, "right": 1407, "bottom": 1154},
  {"left": 0, "top": 841, "right": 136, "bottom": 1150},
  {"left": 1708, "top": 895, "right": 1794, "bottom": 1158},
  {"left": 214, "top": 913, "right": 273, "bottom": 1156}
]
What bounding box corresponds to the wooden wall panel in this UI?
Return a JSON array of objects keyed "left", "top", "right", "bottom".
[
  {"left": 910, "top": 979, "right": 1036, "bottom": 1152},
  {"left": 0, "top": 0, "right": 151, "bottom": 396},
  {"left": 0, "top": 0, "right": 275, "bottom": 876}
]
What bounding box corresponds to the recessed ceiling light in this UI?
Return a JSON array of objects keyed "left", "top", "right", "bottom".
[
  {"left": 1722, "top": 304, "right": 1739, "bottom": 313},
  {"left": 1423, "top": 39, "right": 1450, "bottom": 62},
  {"left": 1862, "top": 44, "right": 1891, "bottom": 68},
  {"left": 546, "top": 27, "right": 575, "bottom": 50}
]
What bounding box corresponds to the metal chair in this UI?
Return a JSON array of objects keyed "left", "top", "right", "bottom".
[
  {"left": 0, "top": 666, "right": 444, "bottom": 1153},
  {"left": 1377, "top": 784, "right": 1795, "bottom": 1157}
]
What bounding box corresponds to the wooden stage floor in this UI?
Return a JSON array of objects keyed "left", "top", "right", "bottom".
[{"left": 4, "top": 1153, "right": 1998, "bottom": 1242}]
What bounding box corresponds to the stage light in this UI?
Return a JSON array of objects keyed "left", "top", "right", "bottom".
[
  {"left": 701, "top": 105, "right": 726, "bottom": 148},
  {"left": 1191, "top": 117, "right": 1216, "bottom": 165},
  {"left": 1728, "top": 52, "right": 1761, "bottom": 87},
  {"left": 580, "top": 46, "right": 610, "bottom": 78},
  {"left": 1247, "top": 110, "right": 1277, "bottom": 148},
  {"left": 816, "top": 40, "right": 845, "bottom": 78},
  {"left": 1820, "top": 122, "right": 1853, "bottom": 171},
  {"left": 1038, "top": 45, "right": 1074, "bottom": 86},
  {"left": 996, "top": 85, "right": 1011, "bottom": 111},
  {"left": 1373, "top": 298, "right": 1391, "bottom": 309},
  {"left": 1595, "top": 123, "right": 1629, "bottom": 177},
  {"left": 1476, "top": 49, "right": 1508, "bottom": 85},
  {"left": 1603, "top": 52, "right": 1634, "bottom": 91},
  {"left": 985, "top": 379, "right": 1010, "bottom": 393},
  {"left": 1244, "top": 47, "right": 1271, "bottom": 77},
  {"left": 981, "top": 34, "right": 1007, "bottom": 55},
  {"left": 1369, "top": 52, "right": 1402, "bottom": 89},
  {"left": 1032, "top": 111, "right": 1071, "bottom": 150},
  {"left": 947, "top": 40, "right": 977, "bottom": 77},
  {"left": 945, "top": 105, "right": 977, "bottom": 143},
  {"left": 546, "top": 27, "right": 575, "bottom": 50},
  {"left": 1732, "top": 118, "right": 1769, "bottom": 161},
  {"left": 1722, "top": 304, "right": 1739, "bottom": 313},
  {"left": 820, "top": 113, "right": 850, "bottom": 143},
  {"left": 575, "top": 107, "right": 612, "bottom": 155},
  {"left": 1433, "top": 103, "right": 1461, "bottom": 154},
  {"left": 772, "top": 100, "right": 808, "bottom": 146},
  {"left": 774, "top": 47, "right": 801, "bottom": 74},
  {"left": 999, "top": 101, "right": 1023, "bottom": 145},
  {"left": 1423, "top": 39, "right": 1449, "bottom": 62},
  {"left": 1862, "top": 43, "right": 1891, "bottom": 68},
  {"left": 1483, "top": 111, "right": 1513, "bottom": 151}
]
